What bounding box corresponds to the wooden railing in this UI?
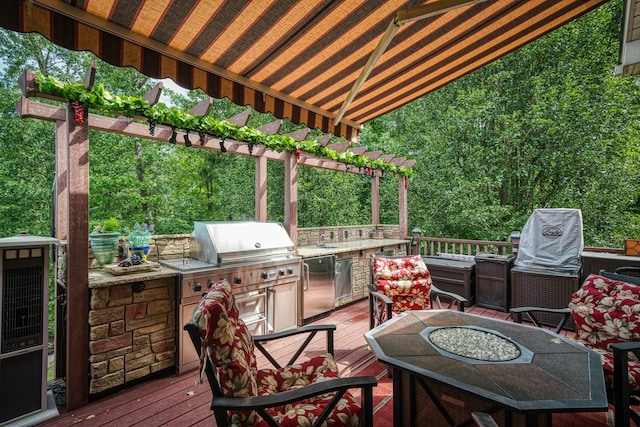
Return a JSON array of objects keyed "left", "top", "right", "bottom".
[
  {"left": 410, "top": 236, "right": 513, "bottom": 257},
  {"left": 408, "top": 235, "right": 624, "bottom": 258}
]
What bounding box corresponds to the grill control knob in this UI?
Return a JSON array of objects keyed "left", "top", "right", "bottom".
[
  {"left": 193, "top": 282, "right": 202, "bottom": 292},
  {"left": 287, "top": 267, "right": 294, "bottom": 275},
  {"left": 207, "top": 280, "right": 215, "bottom": 289},
  {"left": 234, "top": 276, "right": 242, "bottom": 285},
  {"left": 261, "top": 272, "right": 268, "bottom": 280},
  {"left": 278, "top": 269, "right": 285, "bottom": 276}
]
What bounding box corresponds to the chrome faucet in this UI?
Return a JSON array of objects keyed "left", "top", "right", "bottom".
[{"left": 318, "top": 233, "right": 326, "bottom": 247}]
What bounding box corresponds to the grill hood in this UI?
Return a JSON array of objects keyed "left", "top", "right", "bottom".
[{"left": 190, "top": 221, "right": 295, "bottom": 266}]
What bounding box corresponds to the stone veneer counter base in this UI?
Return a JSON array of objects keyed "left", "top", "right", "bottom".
[{"left": 88, "top": 268, "right": 178, "bottom": 395}]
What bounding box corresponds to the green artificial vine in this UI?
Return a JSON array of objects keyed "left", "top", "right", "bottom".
[{"left": 35, "top": 72, "right": 414, "bottom": 177}]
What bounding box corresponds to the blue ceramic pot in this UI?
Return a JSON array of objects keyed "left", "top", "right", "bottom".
[{"left": 128, "top": 245, "right": 150, "bottom": 261}]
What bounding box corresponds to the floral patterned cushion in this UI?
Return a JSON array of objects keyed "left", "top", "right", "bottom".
[
  {"left": 569, "top": 274, "right": 640, "bottom": 391},
  {"left": 193, "top": 279, "right": 258, "bottom": 398},
  {"left": 255, "top": 357, "right": 362, "bottom": 427},
  {"left": 194, "top": 279, "right": 363, "bottom": 427},
  {"left": 372, "top": 255, "right": 433, "bottom": 315}
]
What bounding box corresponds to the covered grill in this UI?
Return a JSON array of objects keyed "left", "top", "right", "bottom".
[
  {"left": 511, "top": 209, "right": 584, "bottom": 329},
  {"left": 161, "top": 221, "right": 301, "bottom": 374},
  {"left": 514, "top": 208, "right": 583, "bottom": 273}
]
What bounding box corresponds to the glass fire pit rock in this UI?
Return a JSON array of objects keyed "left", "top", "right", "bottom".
[{"left": 421, "top": 326, "right": 534, "bottom": 364}]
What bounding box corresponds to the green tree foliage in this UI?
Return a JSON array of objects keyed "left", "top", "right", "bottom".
[
  {"left": 0, "top": 0, "right": 638, "bottom": 249},
  {"left": 0, "top": 32, "right": 58, "bottom": 236}
]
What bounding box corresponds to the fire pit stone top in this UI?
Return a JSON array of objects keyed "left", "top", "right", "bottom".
[{"left": 421, "top": 326, "right": 533, "bottom": 364}]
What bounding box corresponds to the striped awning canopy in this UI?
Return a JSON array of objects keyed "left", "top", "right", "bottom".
[{"left": 3, "top": 0, "right": 608, "bottom": 140}]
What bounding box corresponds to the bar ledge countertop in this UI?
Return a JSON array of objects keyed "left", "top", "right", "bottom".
[{"left": 296, "top": 238, "right": 410, "bottom": 258}]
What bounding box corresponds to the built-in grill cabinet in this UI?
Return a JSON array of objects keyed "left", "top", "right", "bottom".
[{"left": 161, "top": 221, "right": 301, "bottom": 375}]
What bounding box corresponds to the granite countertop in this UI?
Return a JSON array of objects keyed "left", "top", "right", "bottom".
[
  {"left": 297, "top": 238, "right": 410, "bottom": 258},
  {"left": 89, "top": 266, "right": 178, "bottom": 288}
]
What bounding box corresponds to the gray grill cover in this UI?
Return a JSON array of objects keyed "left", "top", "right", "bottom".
[
  {"left": 190, "top": 221, "right": 295, "bottom": 265},
  {"left": 514, "top": 208, "right": 583, "bottom": 272}
]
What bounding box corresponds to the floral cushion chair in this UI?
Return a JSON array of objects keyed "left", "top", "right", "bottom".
[
  {"left": 186, "top": 279, "right": 375, "bottom": 427},
  {"left": 368, "top": 254, "right": 466, "bottom": 329},
  {"left": 511, "top": 271, "right": 640, "bottom": 427},
  {"left": 569, "top": 274, "right": 640, "bottom": 392},
  {"left": 570, "top": 273, "right": 640, "bottom": 427}
]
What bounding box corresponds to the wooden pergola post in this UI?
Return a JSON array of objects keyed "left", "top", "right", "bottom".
[
  {"left": 253, "top": 120, "right": 283, "bottom": 222},
  {"left": 255, "top": 156, "right": 268, "bottom": 221},
  {"left": 371, "top": 175, "right": 380, "bottom": 225},
  {"left": 283, "top": 151, "right": 298, "bottom": 249},
  {"left": 64, "top": 101, "right": 90, "bottom": 410},
  {"left": 54, "top": 119, "right": 68, "bottom": 379},
  {"left": 399, "top": 175, "right": 408, "bottom": 239}
]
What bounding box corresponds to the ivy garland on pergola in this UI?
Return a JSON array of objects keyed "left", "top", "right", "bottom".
[{"left": 35, "top": 72, "right": 414, "bottom": 177}]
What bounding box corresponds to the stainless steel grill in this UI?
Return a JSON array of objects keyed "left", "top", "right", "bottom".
[{"left": 161, "top": 221, "right": 301, "bottom": 374}]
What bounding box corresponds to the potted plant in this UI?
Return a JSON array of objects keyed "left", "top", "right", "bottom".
[
  {"left": 89, "top": 218, "right": 121, "bottom": 269},
  {"left": 124, "top": 222, "right": 154, "bottom": 261}
]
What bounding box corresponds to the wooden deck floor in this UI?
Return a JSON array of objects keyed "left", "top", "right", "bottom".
[{"left": 40, "top": 300, "right": 587, "bottom": 427}]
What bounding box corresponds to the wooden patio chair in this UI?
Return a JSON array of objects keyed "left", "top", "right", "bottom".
[
  {"left": 368, "top": 254, "right": 467, "bottom": 329},
  {"left": 510, "top": 267, "right": 640, "bottom": 427},
  {"left": 183, "top": 279, "right": 377, "bottom": 427}
]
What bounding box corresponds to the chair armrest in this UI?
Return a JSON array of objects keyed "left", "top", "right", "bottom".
[
  {"left": 612, "top": 341, "right": 640, "bottom": 427},
  {"left": 471, "top": 412, "right": 499, "bottom": 427},
  {"left": 431, "top": 285, "right": 467, "bottom": 312},
  {"left": 367, "top": 287, "right": 393, "bottom": 305},
  {"left": 600, "top": 267, "right": 640, "bottom": 285},
  {"left": 367, "top": 283, "right": 393, "bottom": 329},
  {"left": 253, "top": 325, "right": 336, "bottom": 369},
  {"left": 253, "top": 324, "right": 336, "bottom": 342},
  {"left": 614, "top": 266, "right": 640, "bottom": 277},
  {"left": 210, "top": 376, "right": 378, "bottom": 410},
  {"left": 509, "top": 306, "right": 571, "bottom": 334},
  {"left": 211, "top": 376, "right": 378, "bottom": 427}
]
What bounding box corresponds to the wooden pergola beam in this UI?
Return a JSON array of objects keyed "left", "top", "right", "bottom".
[
  {"left": 119, "top": 82, "right": 168, "bottom": 122},
  {"left": 142, "top": 82, "right": 163, "bottom": 105},
  {"left": 327, "top": 141, "right": 350, "bottom": 152},
  {"left": 257, "top": 120, "right": 283, "bottom": 135},
  {"left": 17, "top": 97, "right": 407, "bottom": 179},
  {"left": 365, "top": 150, "right": 382, "bottom": 160},
  {"left": 286, "top": 128, "right": 310, "bottom": 141},
  {"left": 316, "top": 134, "right": 332, "bottom": 146},
  {"left": 350, "top": 146, "right": 368, "bottom": 155},
  {"left": 227, "top": 109, "right": 251, "bottom": 126},
  {"left": 16, "top": 69, "right": 411, "bottom": 176},
  {"left": 252, "top": 120, "right": 283, "bottom": 157},
  {"left": 82, "top": 60, "right": 96, "bottom": 90},
  {"left": 189, "top": 98, "right": 212, "bottom": 116}
]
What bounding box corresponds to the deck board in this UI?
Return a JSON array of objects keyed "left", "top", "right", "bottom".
[{"left": 40, "top": 300, "right": 604, "bottom": 426}]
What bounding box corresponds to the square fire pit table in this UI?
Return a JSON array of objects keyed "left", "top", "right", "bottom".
[{"left": 364, "top": 310, "right": 607, "bottom": 427}]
